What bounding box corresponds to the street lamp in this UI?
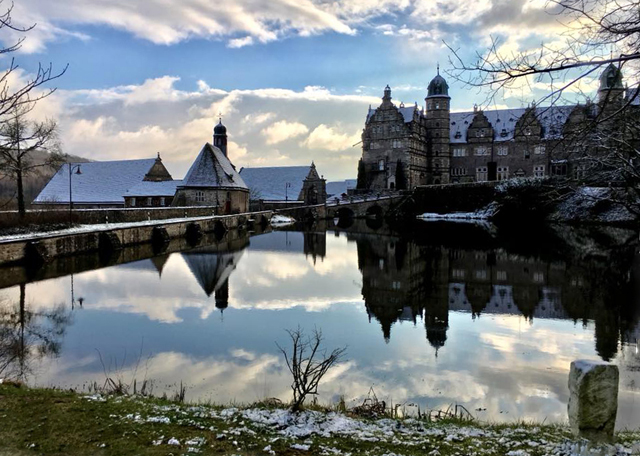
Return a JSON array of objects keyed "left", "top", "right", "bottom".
[
  {"left": 68, "top": 164, "right": 82, "bottom": 225},
  {"left": 285, "top": 182, "right": 291, "bottom": 202}
]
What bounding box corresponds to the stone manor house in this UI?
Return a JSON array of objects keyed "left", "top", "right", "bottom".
[{"left": 358, "top": 64, "right": 637, "bottom": 189}]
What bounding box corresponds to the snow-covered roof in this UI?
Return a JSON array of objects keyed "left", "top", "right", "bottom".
[
  {"left": 326, "top": 179, "right": 357, "bottom": 197},
  {"left": 125, "top": 180, "right": 182, "bottom": 197},
  {"left": 34, "top": 159, "right": 156, "bottom": 205},
  {"left": 239, "top": 165, "right": 310, "bottom": 200},
  {"left": 180, "top": 143, "right": 248, "bottom": 190},
  {"left": 449, "top": 106, "right": 575, "bottom": 143}
]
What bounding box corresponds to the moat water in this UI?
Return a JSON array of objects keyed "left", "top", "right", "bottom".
[{"left": 1, "top": 220, "right": 638, "bottom": 427}]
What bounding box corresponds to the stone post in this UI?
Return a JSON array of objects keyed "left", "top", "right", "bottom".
[{"left": 568, "top": 360, "right": 619, "bottom": 442}]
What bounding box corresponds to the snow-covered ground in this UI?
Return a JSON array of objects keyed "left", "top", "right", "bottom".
[
  {"left": 102, "top": 396, "right": 640, "bottom": 456},
  {"left": 270, "top": 214, "right": 295, "bottom": 226}
]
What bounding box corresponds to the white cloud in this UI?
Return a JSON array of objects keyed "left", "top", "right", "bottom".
[
  {"left": 9, "top": 0, "right": 357, "bottom": 52},
  {"left": 228, "top": 36, "right": 254, "bottom": 48},
  {"left": 261, "top": 120, "right": 309, "bottom": 145},
  {"left": 302, "top": 124, "right": 360, "bottom": 151}
]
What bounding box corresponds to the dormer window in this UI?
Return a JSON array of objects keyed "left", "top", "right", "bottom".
[
  {"left": 500, "top": 129, "right": 508, "bottom": 137},
  {"left": 454, "top": 131, "right": 462, "bottom": 139},
  {"left": 525, "top": 127, "right": 532, "bottom": 136}
]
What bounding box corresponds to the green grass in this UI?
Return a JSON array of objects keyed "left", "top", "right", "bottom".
[{"left": 0, "top": 383, "right": 638, "bottom": 456}]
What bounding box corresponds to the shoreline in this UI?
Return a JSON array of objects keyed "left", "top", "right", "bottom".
[{"left": 1, "top": 384, "right": 639, "bottom": 455}]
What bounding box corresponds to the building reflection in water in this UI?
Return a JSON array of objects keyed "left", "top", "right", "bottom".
[
  {"left": 181, "top": 237, "right": 249, "bottom": 312},
  {"left": 352, "top": 227, "right": 640, "bottom": 363}
]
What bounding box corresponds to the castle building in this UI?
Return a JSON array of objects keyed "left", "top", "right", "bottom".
[{"left": 358, "top": 64, "right": 637, "bottom": 189}]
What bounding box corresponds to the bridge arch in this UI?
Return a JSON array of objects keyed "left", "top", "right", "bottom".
[{"left": 365, "top": 205, "right": 383, "bottom": 218}]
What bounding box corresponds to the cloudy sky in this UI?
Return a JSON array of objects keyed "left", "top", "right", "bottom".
[{"left": 8, "top": 0, "right": 586, "bottom": 180}]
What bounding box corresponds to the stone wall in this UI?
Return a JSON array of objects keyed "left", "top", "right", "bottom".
[
  {"left": 0, "top": 206, "right": 221, "bottom": 229},
  {"left": 412, "top": 182, "right": 498, "bottom": 214},
  {"left": 172, "top": 188, "right": 249, "bottom": 214},
  {"left": 0, "top": 210, "right": 273, "bottom": 266}
]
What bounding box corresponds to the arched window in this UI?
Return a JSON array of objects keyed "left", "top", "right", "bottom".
[{"left": 378, "top": 159, "right": 385, "bottom": 171}]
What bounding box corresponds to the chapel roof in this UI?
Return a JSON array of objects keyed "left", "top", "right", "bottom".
[{"left": 180, "top": 143, "right": 247, "bottom": 190}]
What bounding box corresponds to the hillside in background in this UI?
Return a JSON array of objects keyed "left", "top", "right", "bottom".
[{"left": 0, "top": 151, "right": 90, "bottom": 210}]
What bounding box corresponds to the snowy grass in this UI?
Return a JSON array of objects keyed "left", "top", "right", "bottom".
[{"left": 1, "top": 384, "right": 639, "bottom": 456}]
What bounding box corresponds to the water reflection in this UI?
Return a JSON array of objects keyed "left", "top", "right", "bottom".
[{"left": 0, "top": 223, "right": 638, "bottom": 426}]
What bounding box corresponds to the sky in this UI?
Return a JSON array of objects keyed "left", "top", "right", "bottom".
[{"left": 5, "top": 0, "right": 601, "bottom": 180}]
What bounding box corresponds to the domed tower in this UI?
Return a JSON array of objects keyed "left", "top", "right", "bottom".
[
  {"left": 598, "top": 63, "right": 624, "bottom": 106},
  {"left": 213, "top": 118, "right": 228, "bottom": 157},
  {"left": 425, "top": 66, "right": 451, "bottom": 184}
]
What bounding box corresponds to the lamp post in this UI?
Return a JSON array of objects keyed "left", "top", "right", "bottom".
[
  {"left": 68, "top": 164, "right": 82, "bottom": 225},
  {"left": 285, "top": 182, "right": 291, "bottom": 202}
]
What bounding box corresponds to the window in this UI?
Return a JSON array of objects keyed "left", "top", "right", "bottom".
[
  {"left": 475, "top": 270, "right": 488, "bottom": 280},
  {"left": 497, "top": 166, "right": 509, "bottom": 181},
  {"left": 453, "top": 148, "right": 466, "bottom": 157},
  {"left": 196, "top": 191, "right": 205, "bottom": 202},
  {"left": 533, "top": 165, "right": 545, "bottom": 177},
  {"left": 452, "top": 269, "right": 465, "bottom": 279},
  {"left": 574, "top": 165, "right": 585, "bottom": 179},
  {"left": 534, "top": 145, "right": 546, "bottom": 155},
  {"left": 452, "top": 167, "right": 467, "bottom": 176},
  {"left": 392, "top": 281, "right": 401, "bottom": 290},
  {"left": 435, "top": 102, "right": 440, "bottom": 109},
  {"left": 378, "top": 159, "right": 385, "bottom": 171},
  {"left": 130, "top": 197, "right": 136, "bottom": 207},
  {"left": 146, "top": 197, "right": 152, "bottom": 206},
  {"left": 551, "top": 163, "right": 567, "bottom": 176},
  {"left": 476, "top": 166, "right": 488, "bottom": 182},
  {"left": 160, "top": 197, "right": 165, "bottom": 206},
  {"left": 393, "top": 139, "right": 403, "bottom": 148},
  {"left": 533, "top": 272, "right": 544, "bottom": 283},
  {"left": 500, "top": 128, "right": 508, "bottom": 138},
  {"left": 524, "top": 150, "right": 530, "bottom": 159},
  {"left": 497, "top": 271, "right": 507, "bottom": 281},
  {"left": 454, "top": 131, "right": 462, "bottom": 139},
  {"left": 497, "top": 146, "right": 508, "bottom": 156},
  {"left": 475, "top": 146, "right": 489, "bottom": 156},
  {"left": 525, "top": 127, "right": 532, "bottom": 136}
]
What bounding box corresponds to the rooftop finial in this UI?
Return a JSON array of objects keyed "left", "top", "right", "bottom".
[
  {"left": 157, "top": 152, "right": 161, "bottom": 160},
  {"left": 218, "top": 111, "right": 223, "bottom": 124},
  {"left": 437, "top": 62, "right": 440, "bottom": 75}
]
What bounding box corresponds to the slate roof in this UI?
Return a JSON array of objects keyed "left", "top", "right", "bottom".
[
  {"left": 125, "top": 180, "right": 182, "bottom": 197},
  {"left": 239, "top": 165, "right": 310, "bottom": 201},
  {"left": 34, "top": 159, "right": 156, "bottom": 205},
  {"left": 180, "top": 143, "right": 248, "bottom": 190},
  {"left": 326, "top": 179, "right": 357, "bottom": 197},
  {"left": 449, "top": 106, "right": 575, "bottom": 143}
]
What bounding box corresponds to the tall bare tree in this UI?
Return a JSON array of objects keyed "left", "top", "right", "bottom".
[{"left": 0, "top": 106, "right": 62, "bottom": 215}]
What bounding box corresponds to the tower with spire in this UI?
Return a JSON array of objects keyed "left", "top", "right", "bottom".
[
  {"left": 213, "top": 116, "right": 228, "bottom": 157},
  {"left": 298, "top": 162, "right": 327, "bottom": 205},
  {"left": 424, "top": 64, "right": 451, "bottom": 184}
]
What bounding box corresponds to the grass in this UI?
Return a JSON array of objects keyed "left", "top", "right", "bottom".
[{"left": 1, "top": 383, "right": 639, "bottom": 456}]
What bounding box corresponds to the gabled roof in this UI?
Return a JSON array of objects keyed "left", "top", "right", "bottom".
[
  {"left": 239, "top": 165, "right": 310, "bottom": 200},
  {"left": 449, "top": 106, "right": 575, "bottom": 143},
  {"left": 367, "top": 105, "right": 417, "bottom": 124},
  {"left": 124, "top": 180, "right": 182, "bottom": 197},
  {"left": 326, "top": 179, "right": 356, "bottom": 197},
  {"left": 180, "top": 143, "right": 247, "bottom": 190},
  {"left": 34, "top": 159, "right": 157, "bottom": 205}
]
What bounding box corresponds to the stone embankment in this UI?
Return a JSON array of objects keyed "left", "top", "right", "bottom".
[{"left": 0, "top": 211, "right": 272, "bottom": 266}]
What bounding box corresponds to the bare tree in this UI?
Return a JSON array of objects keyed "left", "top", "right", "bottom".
[
  {"left": 0, "top": 105, "right": 63, "bottom": 215},
  {"left": 446, "top": 0, "right": 640, "bottom": 107},
  {"left": 0, "top": 1, "right": 67, "bottom": 119},
  {"left": 276, "top": 327, "right": 346, "bottom": 412}
]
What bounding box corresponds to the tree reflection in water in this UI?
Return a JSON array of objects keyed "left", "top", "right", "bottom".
[{"left": 0, "top": 284, "right": 72, "bottom": 381}]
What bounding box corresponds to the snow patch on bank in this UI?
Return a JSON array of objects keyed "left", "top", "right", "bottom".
[
  {"left": 417, "top": 204, "right": 497, "bottom": 222},
  {"left": 270, "top": 214, "right": 295, "bottom": 226}
]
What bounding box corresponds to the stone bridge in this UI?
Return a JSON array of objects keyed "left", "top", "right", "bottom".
[{"left": 277, "top": 194, "right": 405, "bottom": 222}]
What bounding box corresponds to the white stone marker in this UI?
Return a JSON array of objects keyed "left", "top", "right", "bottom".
[{"left": 568, "top": 360, "right": 619, "bottom": 442}]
